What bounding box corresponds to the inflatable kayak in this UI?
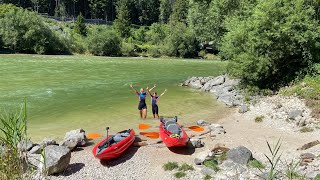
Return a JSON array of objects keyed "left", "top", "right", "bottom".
[
  {"left": 159, "top": 117, "right": 189, "bottom": 147},
  {"left": 92, "top": 129, "right": 135, "bottom": 160}
]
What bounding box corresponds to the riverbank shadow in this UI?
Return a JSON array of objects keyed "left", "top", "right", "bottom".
[
  {"left": 100, "top": 146, "right": 140, "bottom": 167},
  {"left": 168, "top": 146, "right": 195, "bottom": 155}
]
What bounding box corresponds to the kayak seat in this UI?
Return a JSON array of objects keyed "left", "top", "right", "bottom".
[
  {"left": 167, "top": 123, "right": 181, "bottom": 135},
  {"left": 165, "top": 120, "right": 176, "bottom": 128},
  {"left": 113, "top": 132, "right": 130, "bottom": 142}
]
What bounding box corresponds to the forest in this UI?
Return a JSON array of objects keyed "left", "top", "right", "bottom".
[{"left": 1, "top": 0, "right": 320, "bottom": 89}]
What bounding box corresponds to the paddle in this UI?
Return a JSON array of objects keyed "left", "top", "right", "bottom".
[
  {"left": 87, "top": 133, "right": 102, "bottom": 139},
  {"left": 139, "top": 132, "right": 159, "bottom": 139},
  {"left": 138, "top": 123, "right": 204, "bottom": 132}
]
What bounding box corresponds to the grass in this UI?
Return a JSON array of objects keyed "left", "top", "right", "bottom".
[
  {"left": 280, "top": 64, "right": 320, "bottom": 119},
  {"left": 0, "top": 99, "right": 28, "bottom": 179},
  {"left": 264, "top": 139, "right": 282, "bottom": 180},
  {"left": 248, "top": 159, "right": 265, "bottom": 169},
  {"left": 255, "top": 115, "right": 264, "bottom": 123},
  {"left": 299, "top": 127, "right": 314, "bottom": 133},
  {"left": 204, "top": 174, "right": 212, "bottom": 180},
  {"left": 203, "top": 160, "right": 220, "bottom": 172},
  {"left": 178, "top": 163, "right": 194, "bottom": 171},
  {"left": 174, "top": 171, "right": 186, "bottom": 178},
  {"left": 163, "top": 161, "right": 179, "bottom": 171},
  {"left": 315, "top": 174, "right": 320, "bottom": 179},
  {"left": 285, "top": 160, "right": 302, "bottom": 180}
]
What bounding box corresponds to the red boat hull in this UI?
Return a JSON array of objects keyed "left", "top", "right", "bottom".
[
  {"left": 92, "top": 129, "right": 135, "bottom": 160},
  {"left": 159, "top": 124, "right": 189, "bottom": 147}
]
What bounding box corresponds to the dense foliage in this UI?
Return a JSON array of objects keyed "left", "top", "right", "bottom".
[
  {"left": 220, "top": 0, "right": 320, "bottom": 89},
  {"left": 87, "top": 27, "right": 121, "bottom": 56},
  {"left": 1, "top": 0, "right": 320, "bottom": 89},
  {"left": 0, "top": 7, "right": 69, "bottom": 54}
]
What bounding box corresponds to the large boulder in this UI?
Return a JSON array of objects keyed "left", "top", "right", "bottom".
[
  {"left": 41, "top": 145, "right": 71, "bottom": 175},
  {"left": 211, "top": 76, "right": 225, "bottom": 86},
  {"left": 17, "top": 139, "right": 34, "bottom": 152},
  {"left": 194, "top": 149, "right": 214, "bottom": 165},
  {"left": 61, "top": 129, "right": 87, "bottom": 150},
  {"left": 227, "top": 146, "right": 253, "bottom": 164}
]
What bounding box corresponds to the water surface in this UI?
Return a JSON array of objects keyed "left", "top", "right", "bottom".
[{"left": 0, "top": 55, "right": 231, "bottom": 141}]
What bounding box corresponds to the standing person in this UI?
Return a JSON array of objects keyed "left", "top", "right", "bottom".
[
  {"left": 147, "top": 87, "right": 167, "bottom": 119},
  {"left": 130, "top": 84, "right": 156, "bottom": 119}
]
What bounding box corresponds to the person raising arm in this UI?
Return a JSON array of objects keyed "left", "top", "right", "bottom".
[{"left": 147, "top": 87, "right": 167, "bottom": 119}]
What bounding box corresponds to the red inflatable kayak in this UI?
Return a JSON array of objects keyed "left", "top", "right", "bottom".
[
  {"left": 159, "top": 117, "right": 189, "bottom": 147},
  {"left": 92, "top": 129, "right": 135, "bottom": 160}
]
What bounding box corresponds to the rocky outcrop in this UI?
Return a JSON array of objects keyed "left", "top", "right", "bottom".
[
  {"left": 61, "top": 129, "right": 87, "bottom": 150},
  {"left": 227, "top": 146, "right": 253, "bottom": 165},
  {"left": 183, "top": 75, "right": 246, "bottom": 107}
]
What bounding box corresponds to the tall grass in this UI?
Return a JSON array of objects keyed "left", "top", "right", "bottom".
[
  {"left": 264, "top": 139, "right": 282, "bottom": 180},
  {"left": 0, "top": 98, "right": 28, "bottom": 179}
]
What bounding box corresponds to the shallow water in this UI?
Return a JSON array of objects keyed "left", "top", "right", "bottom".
[{"left": 0, "top": 54, "right": 231, "bottom": 141}]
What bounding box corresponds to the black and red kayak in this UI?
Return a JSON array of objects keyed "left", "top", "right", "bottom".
[
  {"left": 92, "top": 129, "right": 135, "bottom": 160},
  {"left": 159, "top": 117, "right": 189, "bottom": 147}
]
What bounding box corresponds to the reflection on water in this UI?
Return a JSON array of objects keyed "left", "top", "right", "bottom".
[{"left": 0, "top": 55, "right": 231, "bottom": 141}]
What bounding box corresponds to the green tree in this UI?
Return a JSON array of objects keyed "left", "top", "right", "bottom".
[
  {"left": 159, "top": 0, "right": 173, "bottom": 23},
  {"left": 169, "top": 0, "right": 189, "bottom": 24},
  {"left": 0, "top": 8, "right": 69, "bottom": 54},
  {"left": 221, "top": 0, "right": 320, "bottom": 89},
  {"left": 74, "top": 13, "right": 87, "bottom": 36},
  {"left": 114, "top": 0, "right": 131, "bottom": 38}
]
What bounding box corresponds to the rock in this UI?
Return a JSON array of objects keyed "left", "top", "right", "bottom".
[
  {"left": 209, "top": 124, "right": 226, "bottom": 135},
  {"left": 200, "top": 166, "right": 216, "bottom": 175},
  {"left": 41, "top": 138, "right": 57, "bottom": 148},
  {"left": 224, "top": 77, "right": 240, "bottom": 87},
  {"left": 189, "top": 138, "right": 204, "bottom": 148},
  {"left": 61, "top": 129, "right": 87, "bottom": 150},
  {"left": 28, "top": 145, "right": 41, "bottom": 154},
  {"left": 197, "top": 119, "right": 210, "bottom": 126},
  {"left": 211, "top": 76, "right": 225, "bottom": 86},
  {"left": 288, "top": 110, "right": 303, "bottom": 120},
  {"left": 194, "top": 149, "right": 213, "bottom": 165},
  {"left": 219, "top": 160, "right": 248, "bottom": 174},
  {"left": 27, "top": 153, "right": 42, "bottom": 168},
  {"left": 61, "top": 138, "right": 78, "bottom": 150},
  {"left": 189, "top": 80, "right": 203, "bottom": 89},
  {"left": 17, "top": 140, "right": 34, "bottom": 152},
  {"left": 239, "top": 104, "right": 249, "bottom": 113},
  {"left": 41, "top": 145, "right": 71, "bottom": 175},
  {"left": 227, "top": 146, "right": 253, "bottom": 164},
  {"left": 217, "top": 93, "right": 235, "bottom": 106},
  {"left": 300, "top": 153, "right": 316, "bottom": 160}
]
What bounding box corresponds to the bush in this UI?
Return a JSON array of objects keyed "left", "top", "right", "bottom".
[
  {"left": 121, "top": 42, "right": 138, "bottom": 57},
  {"left": 0, "top": 8, "right": 69, "bottom": 54},
  {"left": 0, "top": 4, "right": 18, "bottom": 18},
  {"left": 87, "top": 28, "right": 121, "bottom": 56},
  {"left": 162, "top": 22, "right": 199, "bottom": 58},
  {"left": 133, "top": 26, "right": 148, "bottom": 43},
  {"left": 221, "top": 0, "right": 320, "bottom": 89},
  {"left": 74, "top": 13, "right": 87, "bottom": 36},
  {"left": 146, "top": 23, "right": 168, "bottom": 45}
]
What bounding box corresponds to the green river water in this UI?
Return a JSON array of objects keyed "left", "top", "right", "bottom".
[{"left": 0, "top": 54, "right": 231, "bottom": 141}]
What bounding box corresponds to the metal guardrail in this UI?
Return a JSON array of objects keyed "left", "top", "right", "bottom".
[{"left": 41, "top": 14, "right": 113, "bottom": 25}]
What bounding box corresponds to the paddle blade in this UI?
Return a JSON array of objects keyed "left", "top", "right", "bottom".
[
  {"left": 188, "top": 126, "right": 204, "bottom": 132},
  {"left": 139, "top": 123, "right": 152, "bottom": 130},
  {"left": 87, "top": 133, "right": 102, "bottom": 139},
  {"left": 140, "top": 132, "right": 159, "bottom": 139}
]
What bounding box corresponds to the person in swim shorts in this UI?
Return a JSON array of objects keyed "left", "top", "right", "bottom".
[
  {"left": 147, "top": 87, "right": 167, "bottom": 119},
  {"left": 130, "top": 84, "right": 156, "bottom": 119}
]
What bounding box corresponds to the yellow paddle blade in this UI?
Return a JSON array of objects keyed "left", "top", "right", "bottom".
[
  {"left": 87, "top": 133, "right": 102, "bottom": 139},
  {"left": 140, "top": 132, "right": 159, "bottom": 139},
  {"left": 188, "top": 126, "right": 204, "bottom": 132},
  {"left": 139, "top": 123, "right": 152, "bottom": 130}
]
